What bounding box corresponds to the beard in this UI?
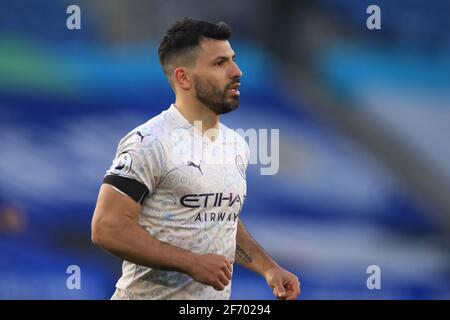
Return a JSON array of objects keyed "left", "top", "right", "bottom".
[{"left": 193, "top": 75, "right": 240, "bottom": 115}]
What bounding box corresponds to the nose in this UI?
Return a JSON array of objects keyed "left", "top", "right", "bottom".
[{"left": 230, "top": 61, "right": 243, "bottom": 79}]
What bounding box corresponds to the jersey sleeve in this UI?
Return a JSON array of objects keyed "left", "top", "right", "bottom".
[{"left": 103, "top": 132, "right": 166, "bottom": 204}]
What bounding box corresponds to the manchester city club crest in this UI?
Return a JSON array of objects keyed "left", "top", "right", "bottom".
[{"left": 235, "top": 155, "right": 246, "bottom": 179}]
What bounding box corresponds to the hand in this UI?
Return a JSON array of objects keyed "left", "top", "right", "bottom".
[
  {"left": 186, "top": 253, "right": 233, "bottom": 291},
  {"left": 264, "top": 266, "right": 301, "bottom": 300}
]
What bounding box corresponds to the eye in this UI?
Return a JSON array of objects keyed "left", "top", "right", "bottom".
[{"left": 216, "top": 60, "right": 224, "bottom": 66}]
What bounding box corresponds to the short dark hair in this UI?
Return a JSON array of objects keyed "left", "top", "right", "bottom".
[{"left": 158, "top": 18, "right": 232, "bottom": 79}]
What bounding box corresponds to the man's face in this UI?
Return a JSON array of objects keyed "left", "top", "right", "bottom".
[{"left": 192, "top": 39, "right": 243, "bottom": 115}]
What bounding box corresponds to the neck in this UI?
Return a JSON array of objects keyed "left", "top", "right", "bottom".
[{"left": 174, "top": 96, "right": 220, "bottom": 140}]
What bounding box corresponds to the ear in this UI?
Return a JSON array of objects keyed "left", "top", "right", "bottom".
[{"left": 173, "top": 67, "right": 192, "bottom": 90}]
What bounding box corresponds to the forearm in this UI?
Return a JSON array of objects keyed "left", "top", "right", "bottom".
[
  {"left": 93, "top": 215, "right": 196, "bottom": 274},
  {"left": 235, "top": 219, "right": 279, "bottom": 277}
]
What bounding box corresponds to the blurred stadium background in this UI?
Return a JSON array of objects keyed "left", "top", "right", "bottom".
[{"left": 0, "top": 0, "right": 449, "bottom": 299}]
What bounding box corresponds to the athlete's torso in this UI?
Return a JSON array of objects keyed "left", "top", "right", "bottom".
[{"left": 106, "top": 104, "right": 249, "bottom": 299}]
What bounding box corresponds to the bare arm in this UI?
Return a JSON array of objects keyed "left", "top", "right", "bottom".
[
  {"left": 235, "top": 219, "right": 301, "bottom": 300},
  {"left": 91, "top": 184, "right": 232, "bottom": 290},
  {"left": 235, "top": 219, "right": 279, "bottom": 275}
]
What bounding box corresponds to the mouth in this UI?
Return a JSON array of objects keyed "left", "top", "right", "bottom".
[{"left": 227, "top": 83, "right": 240, "bottom": 96}]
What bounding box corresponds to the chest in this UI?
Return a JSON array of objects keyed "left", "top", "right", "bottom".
[{"left": 159, "top": 142, "right": 247, "bottom": 210}]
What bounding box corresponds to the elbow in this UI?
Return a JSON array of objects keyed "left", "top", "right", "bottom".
[
  {"left": 91, "top": 214, "right": 126, "bottom": 252},
  {"left": 91, "top": 217, "right": 112, "bottom": 248},
  {"left": 91, "top": 226, "right": 102, "bottom": 246},
  {"left": 91, "top": 222, "right": 104, "bottom": 247}
]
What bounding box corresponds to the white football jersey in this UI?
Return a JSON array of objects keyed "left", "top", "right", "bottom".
[{"left": 104, "top": 104, "right": 249, "bottom": 300}]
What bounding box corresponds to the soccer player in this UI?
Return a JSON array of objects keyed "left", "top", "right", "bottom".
[{"left": 91, "top": 18, "right": 300, "bottom": 300}]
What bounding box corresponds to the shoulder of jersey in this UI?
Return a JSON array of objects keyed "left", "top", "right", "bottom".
[{"left": 122, "top": 110, "right": 173, "bottom": 147}]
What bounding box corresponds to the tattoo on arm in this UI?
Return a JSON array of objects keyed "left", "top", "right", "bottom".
[{"left": 236, "top": 244, "right": 252, "bottom": 264}]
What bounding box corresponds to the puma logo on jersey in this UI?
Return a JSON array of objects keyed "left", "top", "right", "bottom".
[
  {"left": 136, "top": 131, "right": 151, "bottom": 142},
  {"left": 187, "top": 161, "right": 203, "bottom": 175}
]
